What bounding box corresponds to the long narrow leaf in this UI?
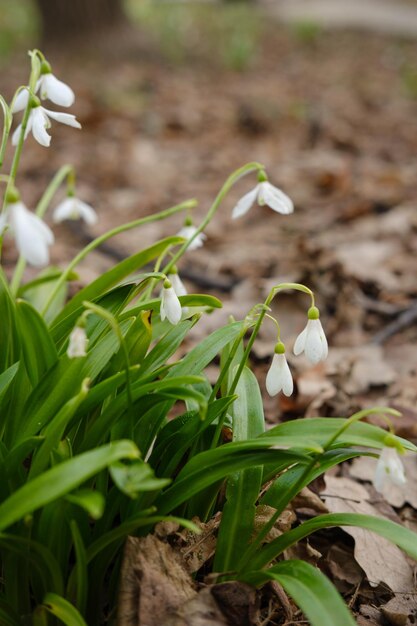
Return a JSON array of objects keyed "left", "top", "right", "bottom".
[{"left": 241, "top": 560, "right": 356, "bottom": 626}]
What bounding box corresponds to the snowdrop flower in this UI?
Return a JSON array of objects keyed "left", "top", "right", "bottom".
[
  {"left": 5, "top": 198, "right": 54, "bottom": 266},
  {"left": 266, "top": 341, "right": 294, "bottom": 397},
  {"left": 177, "top": 219, "right": 206, "bottom": 251},
  {"left": 293, "top": 306, "right": 328, "bottom": 365},
  {"left": 67, "top": 326, "right": 88, "bottom": 358},
  {"left": 12, "top": 65, "right": 74, "bottom": 112},
  {"left": 232, "top": 171, "right": 293, "bottom": 219},
  {"left": 53, "top": 195, "right": 98, "bottom": 225},
  {"left": 373, "top": 446, "right": 406, "bottom": 493},
  {"left": 12, "top": 103, "right": 81, "bottom": 148},
  {"left": 168, "top": 269, "right": 187, "bottom": 297},
  {"left": 160, "top": 279, "right": 182, "bottom": 325}
]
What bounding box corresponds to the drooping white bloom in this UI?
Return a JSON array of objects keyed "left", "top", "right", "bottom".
[
  {"left": 67, "top": 326, "right": 88, "bottom": 358},
  {"left": 12, "top": 104, "right": 81, "bottom": 148},
  {"left": 293, "top": 308, "right": 328, "bottom": 365},
  {"left": 160, "top": 281, "right": 182, "bottom": 325},
  {"left": 232, "top": 175, "right": 293, "bottom": 220},
  {"left": 266, "top": 343, "right": 294, "bottom": 397},
  {"left": 373, "top": 447, "right": 406, "bottom": 493},
  {"left": 37, "top": 73, "right": 75, "bottom": 107},
  {"left": 7, "top": 201, "right": 54, "bottom": 266},
  {"left": 168, "top": 272, "right": 187, "bottom": 297},
  {"left": 53, "top": 196, "right": 98, "bottom": 225},
  {"left": 176, "top": 224, "right": 207, "bottom": 251},
  {"left": 12, "top": 74, "right": 74, "bottom": 113}
]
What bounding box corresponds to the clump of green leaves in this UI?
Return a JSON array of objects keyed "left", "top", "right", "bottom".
[{"left": 0, "top": 50, "right": 415, "bottom": 626}]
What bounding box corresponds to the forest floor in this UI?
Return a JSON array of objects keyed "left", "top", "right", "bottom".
[{"left": 2, "top": 7, "right": 417, "bottom": 624}]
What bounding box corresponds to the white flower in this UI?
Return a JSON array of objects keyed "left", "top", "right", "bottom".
[
  {"left": 67, "top": 326, "right": 88, "bottom": 358},
  {"left": 12, "top": 74, "right": 74, "bottom": 113},
  {"left": 53, "top": 197, "right": 98, "bottom": 225},
  {"left": 7, "top": 201, "right": 54, "bottom": 266},
  {"left": 168, "top": 272, "right": 187, "bottom": 297},
  {"left": 177, "top": 224, "right": 207, "bottom": 251},
  {"left": 160, "top": 282, "right": 182, "bottom": 325},
  {"left": 293, "top": 308, "right": 328, "bottom": 364},
  {"left": 12, "top": 105, "right": 81, "bottom": 148},
  {"left": 373, "top": 447, "right": 406, "bottom": 493},
  {"left": 37, "top": 73, "right": 75, "bottom": 107},
  {"left": 266, "top": 344, "right": 294, "bottom": 397},
  {"left": 232, "top": 179, "right": 293, "bottom": 219}
]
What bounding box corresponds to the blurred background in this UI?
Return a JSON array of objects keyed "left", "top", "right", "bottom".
[{"left": 1, "top": 0, "right": 417, "bottom": 424}]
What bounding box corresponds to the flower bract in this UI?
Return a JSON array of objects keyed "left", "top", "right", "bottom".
[
  {"left": 232, "top": 181, "right": 293, "bottom": 219},
  {"left": 6, "top": 201, "right": 54, "bottom": 267},
  {"left": 67, "top": 326, "right": 88, "bottom": 358},
  {"left": 12, "top": 105, "right": 81, "bottom": 148},
  {"left": 266, "top": 352, "right": 294, "bottom": 397},
  {"left": 53, "top": 197, "right": 98, "bottom": 225},
  {"left": 160, "top": 284, "right": 182, "bottom": 325},
  {"left": 373, "top": 447, "right": 406, "bottom": 493}
]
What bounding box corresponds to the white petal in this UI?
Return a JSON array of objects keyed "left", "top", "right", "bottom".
[
  {"left": 318, "top": 319, "right": 328, "bottom": 359},
  {"left": 0, "top": 212, "right": 8, "bottom": 234},
  {"left": 231, "top": 185, "right": 259, "bottom": 219},
  {"left": 304, "top": 319, "right": 326, "bottom": 364},
  {"left": 12, "top": 88, "right": 30, "bottom": 113},
  {"left": 259, "top": 182, "right": 294, "bottom": 215},
  {"left": 373, "top": 448, "right": 406, "bottom": 493},
  {"left": 161, "top": 286, "right": 182, "bottom": 325},
  {"left": 67, "top": 327, "right": 88, "bottom": 358},
  {"left": 266, "top": 353, "right": 293, "bottom": 397},
  {"left": 31, "top": 108, "right": 51, "bottom": 147},
  {"left": 169, "top": 273, "right": 187, "bottom": 297},
  {"left": 293, "top": 325, "right": 307, "bottom": 356},
  {"left": 11, "top": 114, "right": 33, "bottom": 146},
  {"left": 43, "top": 108, "right": 81, "bottom": 129},
  {"left": 176, "top": 225, "right": 207, "bottom": 250},
  {"left": 10, "top": 202, "right": 54, "bottom": 266},
  {"left": 53, "top": 198, "right": 97, "bottom": 225},
  {"left": 40, "top": 74, "right": 75, "bottom": 107}
]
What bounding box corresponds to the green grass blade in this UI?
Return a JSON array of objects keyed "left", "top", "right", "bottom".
[
  {"left": 214, "top": 367, "right": 265, "bottom": 572},
  {"left": 0, "top": 440, "right": 139, "bottom": 531},
  {"left": 241, "top": 560, "right": 356, "bottom": 626},
  {"left": 39, "top": 593, "right": 87, "bottom": 626},
  {"left": 248, "top": 512, "right": 417, "bottom": 571}
]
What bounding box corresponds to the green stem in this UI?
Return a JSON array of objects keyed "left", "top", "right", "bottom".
[
  {"left": 41, "top": 199, "right": 196, "bottom": 318},
  {"left": 10, "top": 165, "right": 75, "bottom": 295}
]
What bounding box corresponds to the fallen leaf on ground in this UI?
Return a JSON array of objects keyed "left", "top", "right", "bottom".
[{"left": 324, "top": 476, "right": 414, "bottom": 592}]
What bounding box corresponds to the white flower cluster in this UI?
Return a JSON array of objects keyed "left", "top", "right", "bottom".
[
  {"left": 266, "top": 307, "right": 328, "bottom": 398},
  {"left": 12, "top": 64, "right": 80, "bottom": 148},
  {"left": 1, "top": 62, "right": 98, "bottom": 266}
]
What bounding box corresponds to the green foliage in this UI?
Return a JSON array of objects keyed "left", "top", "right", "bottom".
[{"left": 0, "top": 49, "right": 415, "bottom": 626}]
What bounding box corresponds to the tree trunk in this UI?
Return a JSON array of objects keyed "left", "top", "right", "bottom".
[{"left": 35, "top": 0, "right": 126, "bottom": 43}]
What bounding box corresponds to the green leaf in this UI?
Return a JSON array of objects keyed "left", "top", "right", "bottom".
[
  {"left": 260, "top": 417, "right": 417, "bottom": 452},
  {"left": 247, "top": 513, "right": 417, "bottom": 571},
  {"left": 241, "top": 560, "right": 356, "bottom": 626},
  {"left": 109, "top": 461, "right": 171, "bottom": 498},
  {"left": 155, "top": 444, "right": 309, "bottom": 514},
  {"left": 68, "top": 520, "right": 88, "bottom": 614},
  {"left": 214, "top": 367, "right": 265, "bottom": 572},
  {"left": 0, "top": 362, "right": 19, "bottom": 402},
  {"left": 15, "top": 300, "right": 58, "bottom": 386},
  {"left": 52, "top": 237, "right": 183, "bottom": 327},
  {"left": 29, "top": 379, "right": 90, "bottom": 478},
  {"left": 0, "top": 440, "right": 139, "bottom": 531},
  {"left": 65, "top": 490, "right": 105, "bottom": 520},
  {"left": 0, "top": 269, "right": 19, "bottom": 371},
  {"left": 39, "top": 593, "right": 87, "bottom": 626}
]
